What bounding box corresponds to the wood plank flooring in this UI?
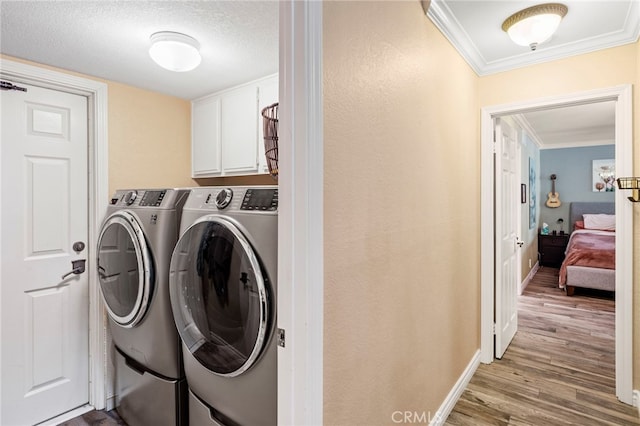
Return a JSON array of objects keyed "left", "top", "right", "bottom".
[
  {"left": 446, "top": 266, "right": 639, "bottom": 426},
  {"left": 57, "top": 409, "right": 125, "bottom": 426},
  {"left": 63, "top": 267, "right": 638, "bottom": 425}
]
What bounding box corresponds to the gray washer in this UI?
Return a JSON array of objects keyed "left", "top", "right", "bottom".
[
  {"left": 97, "top": 188, "right": 189, "bottom": 426},
  {"left": 170, "top": 186, "right": 277, "bottom": 426}
]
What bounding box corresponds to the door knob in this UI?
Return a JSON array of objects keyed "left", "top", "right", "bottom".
[
  {"left": 73, "top": 241, "right": 86, "bottom": 252},
  {"left": 62, "top": 259, "right": 86, "bottom": 280}
]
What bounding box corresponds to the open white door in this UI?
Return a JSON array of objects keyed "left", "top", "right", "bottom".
[
  {"left": 1, "top": 82, "right": 90, "bottom": 425},
  {"left": 494, "top": 118, "right": 520, "bottom": 359}
]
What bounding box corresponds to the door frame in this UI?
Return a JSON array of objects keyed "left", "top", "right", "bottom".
[
  {"left": 480, "top": 84, "right": 634, "bottom": 404},
  {"left": 278, "top": 1, "right": 324, "bottom": 425},
  {"left": 0, "top": 58, "right": 109, "bottom": 410}
]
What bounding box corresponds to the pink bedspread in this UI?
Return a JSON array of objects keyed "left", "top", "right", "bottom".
[{"left": 559, "top": 230, "right": 615, "bottom": 286}]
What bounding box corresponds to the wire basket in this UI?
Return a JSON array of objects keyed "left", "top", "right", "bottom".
[
  {"left": 261, "top": 102, "right": 279, "bottom": 180},
  {"left": 616, "top": 177, "right": 640, "bottom": 190}
]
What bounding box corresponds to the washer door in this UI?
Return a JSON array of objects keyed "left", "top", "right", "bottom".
[
  {"left": 169, "top": 215, "right": 272, "bottom": 377},
  {"left": 97, "top": 211, "right": 153, "bottom": 328}
]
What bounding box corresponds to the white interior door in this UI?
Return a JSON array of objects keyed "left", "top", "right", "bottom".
[
  {"left": 494, "top": 118, "right": 520, "bottom": 359},
  {"left": 1, "top": 82, "right": 90, "bottom": 425}
]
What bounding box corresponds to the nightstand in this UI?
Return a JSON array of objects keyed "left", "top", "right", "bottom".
[{"left": 538, "top": 233, "right": 570, "bottom": 267}]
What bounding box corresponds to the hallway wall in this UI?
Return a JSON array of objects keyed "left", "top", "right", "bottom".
[{"left": 323, "top": 2, "right": 480, "bottom": 423}]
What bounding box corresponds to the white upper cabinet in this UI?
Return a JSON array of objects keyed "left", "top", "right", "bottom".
[
  {"left": 220, "top": 84, "right": 259, "bottom": 174},
  {"left": 192, "top": 97, "right": 221, "bottom": 177},
  {"left": 191, "top": 74, "right": 278, "bottom": 178}
]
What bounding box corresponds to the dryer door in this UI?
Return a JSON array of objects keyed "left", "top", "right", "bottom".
[
  {"left": 169, "top": 215, "right": 272, "bottom": 377},
  {"left": 97, "top": 211, "right": 153, "bottom": 328}
]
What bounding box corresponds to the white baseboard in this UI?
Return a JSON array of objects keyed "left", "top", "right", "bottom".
[
  {"left": 430, "top": 349, "right": 480, "bottom": 425},
  {"left": 106, "top": 395, "right": 116, "bottom": 411},
  {"left": 519, "top": 261, "right": 540, "bottom": 295},
  {"left": 633, "top": 389, "right": 640, "bottom": 417}
]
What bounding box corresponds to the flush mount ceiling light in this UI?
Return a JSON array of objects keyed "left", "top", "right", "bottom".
[
  {"left": 149, "top": 31, "right": 201, "bottom": 72},
  {"left": 501, "top": 3, "right": 568, "bottom": 51}
]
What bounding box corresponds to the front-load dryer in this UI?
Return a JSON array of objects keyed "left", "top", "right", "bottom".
[
  {"left": 97, "top": 188, "right": 190, "bottom": 426},
  {"left": 169, "top": 186, "right": 278, "bottom": 426}
]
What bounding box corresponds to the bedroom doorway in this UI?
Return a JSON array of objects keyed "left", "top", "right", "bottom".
[{"left": 479, "top": 85, "right": 634, "bottom": 405}]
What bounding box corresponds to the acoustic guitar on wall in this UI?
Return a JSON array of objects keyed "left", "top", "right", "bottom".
[{"left": 546, "top": 174, "right": 561, "bottom": 208}]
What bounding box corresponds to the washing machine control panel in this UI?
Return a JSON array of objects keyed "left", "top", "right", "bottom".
[
  {"left": 215, "top": 188, "right": 233, "bottom": 209},
  {"left": 240, "top": 188, "right": 278, "bottom": 211},
  {"left": 110, "top": 189, "right": 170, "bottom": 207},
  {"left": 122, "top": 190, "right": 137, "bottom": 205},
  {"left": 139, "top": 190, "right": 167, "bottom": 207}
]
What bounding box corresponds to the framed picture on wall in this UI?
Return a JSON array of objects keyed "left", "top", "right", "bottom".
[
  {"left": 592, "top": 159, "right": 615, "bottom": 192},
  {"left": 529, "top": 157, "right": 536, "bottom": 229}
]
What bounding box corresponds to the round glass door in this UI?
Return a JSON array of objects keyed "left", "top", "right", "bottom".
[
  {"left": 169, "top": 215, "right": 272, "bottom": 377},
  {"left": 97, "top": 211, "right": 153, "bottom": 328}
]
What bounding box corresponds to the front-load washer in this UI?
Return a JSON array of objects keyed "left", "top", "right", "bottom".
[
  {"left": 97, "top": 188, "right": 190, "bottom": 426},
  {"left": 169, "top": 186, "right": 278, "bottom": 426}
]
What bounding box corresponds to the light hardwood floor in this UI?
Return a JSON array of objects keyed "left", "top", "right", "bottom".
[
  {"left": 446, "top": 266, "right": 639, "bottom": 426},
  {"left": 57, "top": 409, "right": 124, "bottom": 426},
  {"left": 63, "top": 268, "right": 638, "bottom": 426}
]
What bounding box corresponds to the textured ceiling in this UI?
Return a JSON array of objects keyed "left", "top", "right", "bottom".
[{"left": 0, "top": 1, "right": 278, "bottom": 100}]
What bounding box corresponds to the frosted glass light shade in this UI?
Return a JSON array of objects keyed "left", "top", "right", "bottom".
[
  {"left": 502, "top": 4, "right": 568, "bottom": 51},
  {"left": 149, "top": 32, "right": 201, "bottom": 72}
]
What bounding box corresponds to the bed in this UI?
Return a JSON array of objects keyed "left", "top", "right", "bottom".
[{"left": 559, "top": 202, "right": 615, "bottom": 296}]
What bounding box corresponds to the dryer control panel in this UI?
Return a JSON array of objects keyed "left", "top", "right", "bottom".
[
  {"left": 240, "top": 188, "right": 278, "bottom": 211},
  {"left": 195, "top": 186, "right": 278, "bottom": 213},
  {"left": 109, "top": 189, "right": 186, "bottom": 208}
]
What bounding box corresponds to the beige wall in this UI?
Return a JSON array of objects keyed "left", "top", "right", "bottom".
[
  {"left": 479, "top": 42, "right": 640, "bottom": 389},
  {"left": 1, "top": 54, "right": 194, "bottom": 194},
  {"left": 107, "top": 82, "right": 192, "bottom": 194},
  {"left": 323, "top": 2, "right": 480, "bottom": 423}
]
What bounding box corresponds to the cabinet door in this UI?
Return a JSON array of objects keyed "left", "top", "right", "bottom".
[
  {"left": 192, "top": 97, "right": 222, "bottom": 177},
  {"left": 220, "top": 85, "right": 259, "bottom": 174},
  {"left": 258, "top": 75, "right": 279, "bottom": 175}
]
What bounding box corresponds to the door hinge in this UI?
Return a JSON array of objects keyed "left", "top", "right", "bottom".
[
  {"left": 492, "top": 128, "right": 497, "bottom": 153},
  {"left": 1, "top": 80, "right": 27, "bottom": 92},
  {"left": 277, "top": 328, "right": 285, "bottom": 347},
  {"left": 492, "top": 323, "right": 496, "bottom": 335}
]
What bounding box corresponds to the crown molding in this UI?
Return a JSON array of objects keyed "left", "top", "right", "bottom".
[
  {"left": 511, "top": 114, "right": 543, "bottom": 148},
  {"left": 539, "top": 139, "right": 615, "bottom": 150},
  {"left": 427, "top": 0, "right": 640, "bottom": 76},
  {"left": 511, "top": 113, "right": 614, "bottom": 150},
  {"left": 427, "top": 0, "right": 485, "bottom": 75}
]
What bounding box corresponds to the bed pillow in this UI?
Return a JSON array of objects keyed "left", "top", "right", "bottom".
[
  {"left": 574, "top": 220, "right": 584, "bottom": 230},
  {"left": 583, "top": 214, "right": 615, "bottom": 231}
]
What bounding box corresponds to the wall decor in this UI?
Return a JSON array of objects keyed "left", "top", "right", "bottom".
[
  {"left": 521, "top": 184, "right": 527, "bottom": 204},
  {"left": 529, "top": 157, "right": 536, "bottom": 229},
  {"left": 592, "top": 159, "right": 615, "bottom": 192}
]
